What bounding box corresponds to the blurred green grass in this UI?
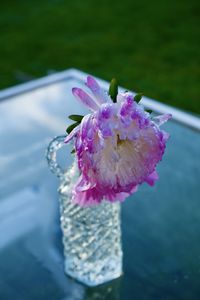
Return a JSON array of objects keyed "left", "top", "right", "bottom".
[{"left": 0, "top": 0, "right": 199, "bottom": 113}]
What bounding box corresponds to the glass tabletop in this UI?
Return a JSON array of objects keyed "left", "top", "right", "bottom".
[{"left": 0, "top": 72, "right": 200, "bottom": 300}]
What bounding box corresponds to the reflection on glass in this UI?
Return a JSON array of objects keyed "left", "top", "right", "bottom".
[{"left": 84, "top": 278, "right": 121, "bottom": 300}]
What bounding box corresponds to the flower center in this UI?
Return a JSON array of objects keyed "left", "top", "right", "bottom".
[{"left": 117, "top": 134, "right": 125, "bottom": 147}]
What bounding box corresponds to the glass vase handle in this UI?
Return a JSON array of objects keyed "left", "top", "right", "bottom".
[{"left": 46, "top": 135, "right": 67, "bottom": 179}]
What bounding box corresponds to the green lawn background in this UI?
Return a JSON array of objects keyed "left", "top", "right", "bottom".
[{"left": 0, "top": 0, "right": 199, "bottom": 113}]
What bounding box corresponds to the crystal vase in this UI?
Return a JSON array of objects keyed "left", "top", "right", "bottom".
[{"left": 46, "top": 135, "right": 123, "bottom": 286}]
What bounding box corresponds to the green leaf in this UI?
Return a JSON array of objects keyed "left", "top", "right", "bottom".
[
  {"left": 146, "top": 109, "right": 152, "bottom": 114},
  {"left": 109, "top": 78, "right": 118, "bottom": 103},
  {"left": 71, "top": 148, "right": 76, "bottom": 154},
  {"left": 134, "top": 93, "right": 143, "bottom": 103},
  {"left": 66, "top": 122, "right": 79, "bottom": 134},
  {"left": 68, "top": 114, "right": 84, "bottom": 122}
]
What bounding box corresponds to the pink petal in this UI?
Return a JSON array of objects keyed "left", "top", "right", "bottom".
[
  {"left": 64, "top": 124, "right": 80, "bottom": 143},
  {"left": 72, "top": 88, "right": 99, "bottom": 111},
  {"left": 80, "top": 114, "right": 93, "bottom": 140},
  {"left": 73, "top": 184, "right": 102, "bottom": 207},
  {"left": 153, "top": 113, "right": 172, "bottom": 126},
  {"left": 86, "top": 76, "right": 111, "bottom": 104},
  {"left": 145, "top": 170, "right": 159, "bottom": 186},
  {"left": 75, "top": 174, "right": 96, "bottom": 192}
]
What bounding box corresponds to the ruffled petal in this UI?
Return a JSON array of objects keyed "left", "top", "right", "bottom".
[
  {"left": 145, "top": 170, "right": 159, "bottom": 186},
  {"left": 73, "top": 182, "right": 102, "bottom": 207},
  {"left": 70, "top": 80, "right": 171, "bottom": 206}
]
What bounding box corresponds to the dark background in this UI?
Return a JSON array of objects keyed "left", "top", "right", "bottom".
[{"left": 0, "top": 0, "right": 199, "bottom": 113}]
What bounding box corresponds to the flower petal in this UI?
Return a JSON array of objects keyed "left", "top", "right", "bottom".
[
  {"left": 69, "top": 79, "right": 171, "bottom": 206},
  {"left": 64, "top": 124, "right": 80, "bottom": 143},
  {"left": 72, "top": 88, "right": 99, "bottom": 111},
  {"left": 145, "top": 170, "right": 159, "bottom": 186},
  {"left": 153, "top": 113, "right": 172, "bottom": 126},
  {"left": 80, "top": 114, "right": 92, "bottom": 140},
  {"left": 86, "top": 76, "right": 112, "bottom": 104}
]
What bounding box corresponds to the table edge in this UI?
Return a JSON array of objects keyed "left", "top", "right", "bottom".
[{"left": 0, "top": 68, "right": 199, "bottom": 131}]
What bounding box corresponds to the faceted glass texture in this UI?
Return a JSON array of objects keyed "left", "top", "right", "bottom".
[
  {"left": 46, "top": 136, "right": 123, "bottom": 286},
  {"left": 58, "top": 162, "right": 123, "bottom": 286}
]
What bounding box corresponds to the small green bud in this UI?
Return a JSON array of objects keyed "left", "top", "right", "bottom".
[
  {"left": 134, "top": 93, "right": 143, "bottom": 103},
  {"left": 146, "top": 109, "right": 152, "bottom": 114},
  {"left": 109, "top": 78, "right": 118, "bottom": 103},
  {"left": 71, "top": 148, "right": 76, "bottom": 154},
  {"left": 66, "top": 122, "right": 79, "bottom": 134},
  {"left": 68, "top": 114, "right": 84, "bottom": 122}
]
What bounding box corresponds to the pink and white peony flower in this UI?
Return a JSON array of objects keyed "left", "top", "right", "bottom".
[{"left": 65, "top": 76, "right": 171, "bottom": 206}]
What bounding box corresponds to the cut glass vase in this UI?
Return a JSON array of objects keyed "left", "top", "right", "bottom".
[{"left": 46, "top": 135, "right": 123, "bottom": 286}]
